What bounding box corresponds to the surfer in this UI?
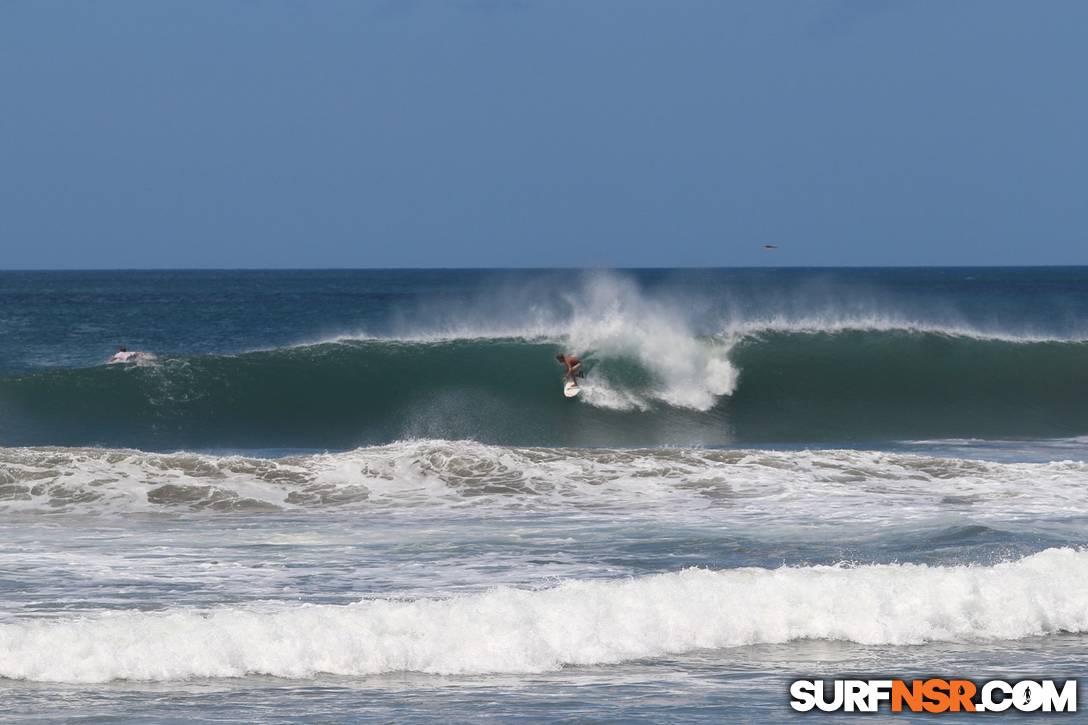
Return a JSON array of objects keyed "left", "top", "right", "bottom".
[
  {"left": 556, "top": 353, "right": 584, "bottom": 383},
  {"left": 109, "top": 346, "right": 149, "bottom": 364}
]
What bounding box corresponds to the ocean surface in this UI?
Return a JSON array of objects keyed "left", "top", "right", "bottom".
[{"left": 1, "top": 268, "right": 1087, "bottom": 722}]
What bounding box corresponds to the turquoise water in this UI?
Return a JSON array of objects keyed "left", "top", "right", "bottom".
[{"left": 1, "top": 268, "right": 1087, "bottom": 722}]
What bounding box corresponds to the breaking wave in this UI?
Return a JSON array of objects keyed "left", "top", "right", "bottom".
[
  {"left": 1, "top": 326, "right": 1086, "bottom": 448},
  {"left": 3, "top": 441, "right": 1087, "bottom": 521},
  {"left": 2, "top": 548, "right": 1085, "bottom": 683}
]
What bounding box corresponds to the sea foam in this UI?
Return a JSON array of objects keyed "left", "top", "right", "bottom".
[
  {"left": 2, "top": 548, "right": 1085, "bottom": 683},
  {"left": 4, "top": 442, "right": 1088, "bottom": 523}
]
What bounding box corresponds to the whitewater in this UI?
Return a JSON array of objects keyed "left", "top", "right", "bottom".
[
  {"left": 2, "top": 268, "right": 1088, "bottom": 721},
  {"left": 5, "top": 549, "right": 1087, "bottom": 683}
]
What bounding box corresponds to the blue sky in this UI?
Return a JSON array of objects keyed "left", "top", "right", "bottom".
[{"left": 1, "top": 1, "right": 1085, "bottom": 268}]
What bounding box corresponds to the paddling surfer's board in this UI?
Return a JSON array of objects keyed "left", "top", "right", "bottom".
[{"left": 563, "top": 380, "right": 581, "bottom": 398}]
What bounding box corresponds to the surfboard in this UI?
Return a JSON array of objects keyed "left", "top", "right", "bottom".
[{"left": 564, "top": 380, "right": 581, "bottom": 398}]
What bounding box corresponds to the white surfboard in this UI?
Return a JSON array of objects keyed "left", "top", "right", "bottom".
[{"left": 563, "top": 380, "right": 581, "bottom": 398}]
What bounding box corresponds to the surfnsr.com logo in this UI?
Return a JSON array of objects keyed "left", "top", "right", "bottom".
[{"left": 790, "top": 678, "right": 1077, "bottom": 714}]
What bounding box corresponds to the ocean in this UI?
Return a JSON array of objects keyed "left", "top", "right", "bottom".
[{"left": 1, "top": 267, "right": 1086, "bottom": 722}]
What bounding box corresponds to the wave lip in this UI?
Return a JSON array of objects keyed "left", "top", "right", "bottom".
[{"left": 2, "top": 548, "right": 1085, "bottom": 683}]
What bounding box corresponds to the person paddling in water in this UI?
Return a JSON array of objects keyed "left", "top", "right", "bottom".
[
  {"left": 109, "top": 345, "right": 151, "bottom": 364},
  {"left": 556, "top": 353, "right": 584, "bottom": 385},
  {"left": 110, "top": 346, "right": 135, "bottom": 363}
]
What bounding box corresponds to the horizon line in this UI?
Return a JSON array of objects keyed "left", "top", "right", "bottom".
[{"left": 3, "top": 263, "right": 1088, "bottom": 273}]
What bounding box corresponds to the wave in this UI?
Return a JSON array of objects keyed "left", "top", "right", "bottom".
[
  {"left": 3, "top": 441, "right": 1087, "bottom": 520},
  {"left": 2, "top": 323, "right": 1087, "bottom": 447},
  {"left": 2, "top": 548, "right": 1085, "bottom": 683},
  {"left": 727, "top": 328, "right": 1088, "bottom": 441}
]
